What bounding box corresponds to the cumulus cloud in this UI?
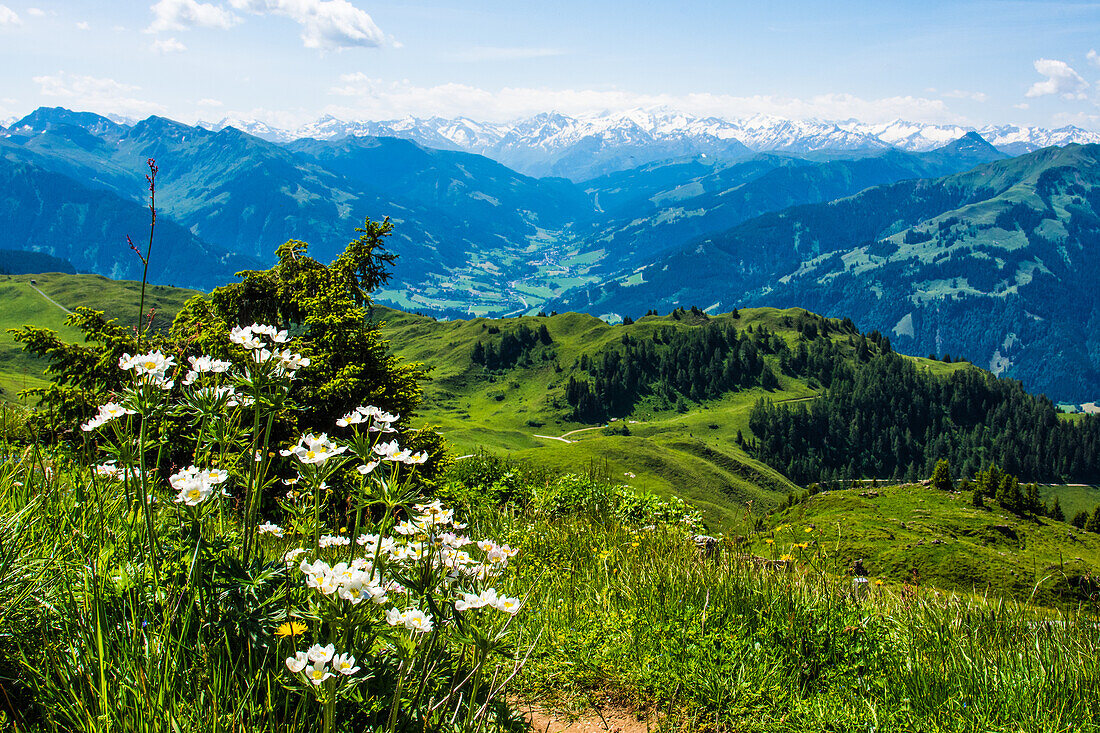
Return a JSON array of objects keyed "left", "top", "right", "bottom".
[
  {"left": 1026, "top": 58, "right": 1089, "bottom": 100},
  {"left": 33, "top": 72, "right": 167, "bottom": 118},
  {"left": 76, "top": 21, "right": 89, "bottom": 30},
  {"left": 323, "top": 76, "right": 955, "bottom": 125},
  {"left": 0, "top": 4, "right": 21, "bottom": 26},
  {"left": 228, "top": 0, "right": 386, "bottom": 50},
  {"left": 152, "top": 36, "right": 187, "bottom": 53},
  {"left": 146, "top": 0, "right": 239, "bottom": 33},
  {"left": 1089, "top": 49, "right": 1100, "bottom": 67}
]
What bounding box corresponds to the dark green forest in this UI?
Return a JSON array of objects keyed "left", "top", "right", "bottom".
[{"left": 748, "top": 352, "right": 1100, "bottom": 483}]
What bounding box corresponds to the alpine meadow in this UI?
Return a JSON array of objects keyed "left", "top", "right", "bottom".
[{"left": 4, "top": 2, "right": 1100, "bottom": 732}]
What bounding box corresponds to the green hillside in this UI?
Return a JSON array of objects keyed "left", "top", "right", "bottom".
[
  {"left": 760, "top": 481, "right": 1100, "bottom": 606},
  {"left": 376, "top": 305, "right": 982, "bottom": 531},
  {"left": 0, "top": 273, "right": 198, "bottom": 402}
]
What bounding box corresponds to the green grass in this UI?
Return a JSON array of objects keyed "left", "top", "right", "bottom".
[
  {"left": 1039, "top": 483, "right": 1100, "bottom": 519},
  {"left": 0, "top": 273, "right": 198, "bottom": 402},
  {"left": 500, "top": 510, "right": 1100, "bottom": 732},
  {"left": 759, "top": 482, "right": 1100, "bottom": 607}
]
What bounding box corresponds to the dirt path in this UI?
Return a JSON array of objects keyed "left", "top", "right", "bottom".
[
  {"left": 533, "top": 421, "right": 642, "bottom": 444},
  {"left": 26, "top": 282, "right": 72, "bottom": 315},
  {"left": 533, "top": 434, "right": 575, "bottom": 444},
  {"left": 519, "top": 702, "right": 655, "bottom": 733}
]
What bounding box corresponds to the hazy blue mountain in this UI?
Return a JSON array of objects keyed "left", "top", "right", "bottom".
[
  {"left": 0, "top": 156, "right": 259, "bottom": 289},
  {"left": 549, "top": 143, "right": 1100, "bottom": 401},
  {"left": 0, "top": 249, "right": 75, "bottom": 275},
  {"left": 284, "top": 135, "right": 592, "bottom": 239},
  {"left": 569, "top": 133, "right": 1008, "bottom": 275},
  {"left": 0, "top": 108, "right": 595, "bottom": 296}
]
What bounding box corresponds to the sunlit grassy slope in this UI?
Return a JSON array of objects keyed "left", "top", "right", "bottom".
[
  {"left": 758, "top": 481, "right": 1100, "bottom": 606},
  {"left": 376, "top": 305, "right": 981, "bottom": 532},
  {"left": 0, "top": 272, "right": 198, "bottom": 403}
]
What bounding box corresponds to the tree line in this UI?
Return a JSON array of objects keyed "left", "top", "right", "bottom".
[{"left": 748, "top": 352, "right": 1100, "bottom": 484}]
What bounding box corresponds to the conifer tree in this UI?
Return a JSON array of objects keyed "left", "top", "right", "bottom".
[
  {"left": 930, "top": 458, "right": 954, "bottom": 491},
  {"left": 1050, "top": 496, "right": 1065, "bottom": 522}
]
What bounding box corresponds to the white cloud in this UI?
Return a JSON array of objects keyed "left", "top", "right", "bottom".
[
  {"left": 27, "top": 7, "right": 44, "bottom": 17},
  {"left": 318, "top": 77, "right": 959, "bottom": 126},
  {"left": 33, "top": 72, "right": 167, "bottom": 118},
  {"left": 941, "top": 89, "right": 988, "bottom": 103},
  {"left": 1026, "top": 58, "right": 1089, "bottom": 100},
  {"left": 1013, "top": 102, "right": 1030, "bottom": 110},
  {"left": 0, "top": 4, "right": 21, "bottom": 26},
  {"left": 151, "top": 36, "right": 187, "bottom": 53},
  {"left": 1089, "top": 49, "right": 1100, "bottom": 67},
  {"left": 228, "top": 0, "right": 386, "bottom": 50},
  {"left": 146, "top": 0, "right": 239, "bottom": 33},
  {"left": 197, "top": 97, "right": 223, "bottom": 106},
  {"left": 451, "top": 46, "right": 566, "bottom": 62},
  {"left": 76, "top": 21, "right": 89, "bottom": 30}
]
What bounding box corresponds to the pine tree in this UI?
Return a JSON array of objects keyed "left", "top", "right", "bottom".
[
  {"left": 930, "top": 458, "right": 954, "bottom": 491},
  {"left": 1086, "top": 506, "right": 1100, "bottom": 534},
  {"left": 1050, "top": 496, "right": 1065, "bottom": 522}
]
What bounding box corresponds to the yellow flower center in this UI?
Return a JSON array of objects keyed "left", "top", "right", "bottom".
[{"left": 144, "top": 361, "right": 157, "bottom": 370}]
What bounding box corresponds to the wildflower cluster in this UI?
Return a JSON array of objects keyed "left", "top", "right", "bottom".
[
  {"left": 286, "top": 644, "right": 360, "bottom": 686},
  {"left": 74, "top": 321, "right": 523, "bottom": 732},
  {"left": 169, "top": 465, "right": 229, "bottom": 506}
]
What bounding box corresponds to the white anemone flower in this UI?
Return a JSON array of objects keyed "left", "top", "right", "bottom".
[
  {"left": 319, "top": 534, "right": 351, "bottom": 548},
  {"left": 305, "top": 661, "right": 334, "bottom": 686},
  {"left": 285, "top": 651, "right": 308, "bottom": 673},
  {"left": 281, "top": 433, "right": 346, "bottom": 465},
  {"left": 336, "top": 410, "right": 365, "bottom": 427},
  {"left": 356, "top": 461, "right": 380, "bottom": 475},
  {"left": 94, "top": 461, "right": 120, "bottom": 478},
  {"left": 284, "top": 548, "right": 306, "bottom": 566},
  {"left": 229, "top": 326, "right": 264, "bottom": 350},
  {"left": 81, "top": 402, "right": 136, "bottom": 431},
  {"left": 384, "top": 607, "right": 434, "bottom": 632},
  {"left": 306, "top": 643, "right": 335, "bottom": 663},
  {"left": 371, "top": 440, "right": 401, "bottom": 459},
  {"left": 258, "top": 522, "right": 284, "bottom": 537},
  {"left": 332, "top": 653, "right": 360, "bottom": 676},
  {"left": 493, "top": 595, "right": 522, "bottom": 614},
  {"left": 121, "top": 350, "right": 175, "bottom": 377},
  {"left": 276, "top": 350, "right": 309, "bottom": 371},
  {"left": 402, "top": 609, "right": 434, "bottom": 633}
]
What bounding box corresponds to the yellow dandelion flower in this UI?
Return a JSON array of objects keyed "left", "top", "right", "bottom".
[
  {"left": 764, "top": 538, "right": 775, "bottom": 545},
  {"left": 804, "top": 527, "right": 814, "bottom": 533},
  {"left": 780, "top": 554, "right": 794, "bottom": 562},
  {"left": 275, "top": 620, "right": 307, "bottom": 638},
  {"left": 874, "top": 579, "right": 885, "bottom": 586}
]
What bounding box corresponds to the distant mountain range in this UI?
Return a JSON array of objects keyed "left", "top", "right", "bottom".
[
  {"left": 4, "top": 106, "right": 1100, "bottom": 401},
  {"left": 197, "top": 109, "right": 1100, "bottom": 180},
  {"left": 551, "top": 143, "right": 1100, "bottom": 401}
]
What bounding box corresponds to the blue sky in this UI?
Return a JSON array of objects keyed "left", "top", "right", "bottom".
[{"left": 1, "top": 0, "right": 1099, "bottom": 129}]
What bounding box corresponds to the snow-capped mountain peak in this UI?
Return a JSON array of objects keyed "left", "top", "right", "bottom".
[{"left": 193, "top": 107, "right": 1100, "bottom": 180}]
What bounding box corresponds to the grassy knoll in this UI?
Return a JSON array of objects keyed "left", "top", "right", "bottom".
[
  {"left": 758, "top": 481, "right": 1100, "bottom": 607},
  {"left": 0, "top": 273, "right": 198, "bottom": 402},
  {"left": 375, "top": 306, "right": 868, "bottom": 531}
]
